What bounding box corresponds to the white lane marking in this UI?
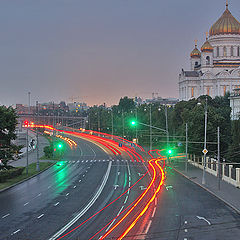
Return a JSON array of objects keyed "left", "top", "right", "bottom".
[
  {"left": 81, "top": 160, "right": 84, "bottom": 163},
  {"left": 73, "top": 185, "right": 76, "bottom": 188},
  {"left": 155, "top": 197, "right": 157, "bottom": 205},
  {"left": 124, "top": 195, "right": 128, "bottom": 204},
  {"left": 184, "top": 229, "right": 188, "bottom": 233},
  {"left": 152, "top": 207, "right": 157, "bottom": 218},
  {"left": 105, "top": 219, "right": 116, "bottom": 232},
  {"left": 37, "top": 193, "right": 42, "bottom": 197},
  {"left": 117, "top": 205, "right": 125, "bottom": 216},
  {"left": 77, "top": 160, "right": 79, "bottom": 163},
  {"left": 114, "top": 185, "right": 119, "bottom": 190},
  {"left": 86, "top": 170, "right": 88, "bottom": 173},
  {"left": 144, "top": 220, "right": 152, "bottom": 234},
  {"left": 24, "top": 202, "right": 29, "bottom": 206},
  {"left": 129, "top": 182, "right": 131, "bottom": 187},
  {"left": 37, "top": 214, "right": 44, "bottom": 219},
  {"left": 54, "top": 202, "right": 60, "bottom": 206},
  {"left": 48, "top": 186, "right": 51, "bottom": 189},
  {"left": 184, "top": 220, "right": 188, "bottom": 224},
  {"left": 2, "top": 213, "right": 10, "bottom": 218},
  {"left": 86, "top": 160, "right": 88, "bottom": 162},
  {"left": 49, "top": 161, "right": 112, "bottom": 240},
  {"left": 66, "top": 193, "right": 69, "bottom": 196},
  {"left": 83, "top": 175, "right": 85, "bottom": 177},
  {"left": 79, "top": 180, "right": 81, "bottom": 182},
  {"left": 118, "top": 171, "right": 120, "bottom": 175},
  {"left": 197, "top": 216, "right": 211, "bottom": 225},
  {"left": 184, "top": 238, "right": 188, "bottom": 240},
  {"left": 11, "top": 229, "right": 20, "bottom": 235},
  {"left": 166, "top": 185, "right": 173, "bottom": 191}
]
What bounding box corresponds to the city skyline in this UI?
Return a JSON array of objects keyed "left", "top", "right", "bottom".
[{"left": 1, "top": 0, "right": 240, "bottom": 106}]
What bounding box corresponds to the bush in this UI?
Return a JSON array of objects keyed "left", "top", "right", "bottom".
[
  {"left": 0, "top": 167, "right": 25, "bottom": 183},
  {"left": 44, "top": 146, "right": 53, "bottom": 158}
]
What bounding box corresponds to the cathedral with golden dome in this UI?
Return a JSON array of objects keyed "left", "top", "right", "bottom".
[{"left": 179, "top": 1, "right": 240, "bottom": 101}]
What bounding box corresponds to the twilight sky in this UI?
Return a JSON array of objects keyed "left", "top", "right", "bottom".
[{"left": 1, "top": 0, "right": 240, "bottom": 106}]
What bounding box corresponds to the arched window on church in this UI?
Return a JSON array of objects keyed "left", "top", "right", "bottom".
[
  {"left": 231, "top": 46, "right": 234, "bottom": 56},
  {"left": 223, "top": 86, "right": 226, "bottom": 96},
  {"left": 238, "top": 47, "right": 240, "bottom": 57},
  {"left": 217, "top": 47, "right": 219, "bottom": 57},
  {"left": 191, "top": 87, "right": 194, "bottom": 98},
  {"left": 223, "top": 46, "right": 227, "bottom": 57},
  {"left": 206, "top": 56, "right": 210, "bottom": 65}
]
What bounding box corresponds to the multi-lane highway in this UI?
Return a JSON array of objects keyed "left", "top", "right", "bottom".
[{"left": 1, "top": 129, "right": 240, "bottom": 240}]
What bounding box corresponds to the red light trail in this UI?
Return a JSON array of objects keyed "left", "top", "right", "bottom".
[{"left": 23, "top": 124, "right": 166, "bottom": 239}]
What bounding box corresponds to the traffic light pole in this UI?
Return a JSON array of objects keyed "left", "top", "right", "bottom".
[
  {"left": 26, "top": 91, "right": 30, "bottom": 176},
  {"left": 217, "top": 126, "right": 221, "bottom": 190},
  {"left": 202, "top": 97, "right": 208, "bottom": 185},
  {"left": 150, "top": 104, "right": 152, "bottom": 151},
  {"left": 36, "top": 101, "right": 40, "bottom": 172},
  {"left": 185, "top": 123, "right": 188, "bottom": 172}
]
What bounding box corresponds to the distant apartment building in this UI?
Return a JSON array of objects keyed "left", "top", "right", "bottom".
[{"left": 67, "top": 102, "right": 89, "bottom": 112}]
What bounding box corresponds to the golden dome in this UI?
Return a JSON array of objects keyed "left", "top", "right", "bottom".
[
  {"left": 201, "top": 40, "right": 213, "bottom": 52},
  {"left": 190, "top": 45, "right": 201, "bottom": 58},
  {"left": 209, "top": 3, "right": 240, "bottom": 36}
]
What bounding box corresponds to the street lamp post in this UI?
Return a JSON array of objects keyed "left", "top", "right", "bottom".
[
  {"left": 36, "top": 101, "right": 40, "bottom": 172},
  {"left": 135, "top": 108, "right": 138, "bottom": 142},
  {"left": 185, "top": 123, "right": 188, "bottom": 172},
  {"left": 111, "top": 110, "right": 114, "bottom": 139},
  {"left": 150, "top": 104, "right": 152, "bottom": 151},
  {"left": 165, "top": 105, "right": 169, "bottom": 147},
  {"left": 202, "top": 97, "right": 208, "bottom": 185},
  {"left": 122, "top": 110, "right": 125, "bottom": 138},
  {"left": 26, "top": 91, "right": 31, "bottom": 176}
]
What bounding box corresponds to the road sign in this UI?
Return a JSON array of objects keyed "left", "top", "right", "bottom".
[
  {"left": 119, "top": 143, "right": 123, "bottom": 147},
  {"left": 202, "top": 149, "right": 208, "bottom": 155}
]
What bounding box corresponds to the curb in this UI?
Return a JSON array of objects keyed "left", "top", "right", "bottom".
[
  {"left": 0, "top": 162, "right": 55, "bottom": 193},
  {"left": 171, "top": 165, "right": 240, "bottom": 215}
]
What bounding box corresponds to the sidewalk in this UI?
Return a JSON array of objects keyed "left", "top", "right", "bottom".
[
  {"left": 10, "top": 134, "right": 49, "bottom": 167},
  {"left": 171, "top": 161, "right": 240, "bottom": 213}
]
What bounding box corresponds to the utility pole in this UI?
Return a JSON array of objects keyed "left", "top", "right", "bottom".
[
  {"left": 217, "top": 126, "right": 221, "bottom": 190},
  {"left": 202, "top": 96, "right": 208, "bottom": 185},
  {"left": 53, "top": 102, "right": 55, "bottom": 136},
  {"left": 165, "top": 105, "right": 169, "bottom": 147},
  {"left": 26, "top": 91, "right": 30, "bottom": 176},
  {"left": 111, "top": 110, "right": 114, "bottom": 139},
  {"left": 36, "top": 101, "right": 40, "bottom": 172},
  {"left": 135, "top": 108, "right": 138, "bottom": 142},
  {"left": 122, "top": 110, "right": 125, "bottom": 138},
  {"left": 98, "top": 110, "right": 100, "bottom": 132},
  {"left": 150, "top": 104, "right": 152, "bottom": 151},
  {"left": 185, "top": 123, "right": 188, "bottom": 172}
]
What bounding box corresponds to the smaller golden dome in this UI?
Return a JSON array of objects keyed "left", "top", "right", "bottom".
[
  {"left": 191, "top": 41, "right": 201, "bottom": 58},
  {"left": 201, "top": 40, "right": 213, "bottom": 52}
]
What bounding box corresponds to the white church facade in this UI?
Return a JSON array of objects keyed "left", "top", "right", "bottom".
[{"left": 179, "top": 1, "right": 240, "bottom": 101}]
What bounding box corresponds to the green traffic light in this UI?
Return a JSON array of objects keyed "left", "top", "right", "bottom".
[
  {"left": 168, "top": 150, "right": 172, "bottom": 154},
  {"left": 131, "top": 121, "right": 136, "bottom": 125},
  {"left": 58, "top": 144, "right": 63, "bottom": 149}
]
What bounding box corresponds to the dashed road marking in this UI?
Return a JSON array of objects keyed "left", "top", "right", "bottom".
[
  {"left": 37, "top": 214, "right": 44, "bottom": 219},
  {"left": 2, "top": 213, "right": 10, "bottom": 219},
  {"left": 24, "top": 202, "right": 29, "bottom": 206},
  {"left": 73, "top": 185, "right": 76, "bottom": 188},
  {"left": 54, "top": 202, "right": 60, "bottom": 206},
  {"left": 66, "top": 193, "right": 69, "bottom": 196},
  {"left": 11, "top": 229, "right": 20, "bottom": 235}
]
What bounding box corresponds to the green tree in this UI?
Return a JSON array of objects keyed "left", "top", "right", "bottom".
[{"left": 0, "top": 106, "right": 19, "bottom": 167}]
